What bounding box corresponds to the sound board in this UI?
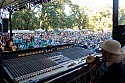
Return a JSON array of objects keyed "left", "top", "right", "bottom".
[{"left": 1, "top": 45, "right": 92, "bottom": 83}]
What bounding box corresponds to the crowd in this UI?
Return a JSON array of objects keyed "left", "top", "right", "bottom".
[
  {"left": 0, "top": 31, "right": 112, "bottom": 52},
  {"left": 2, "top": 30, "right": 125, "bottom": 83}
]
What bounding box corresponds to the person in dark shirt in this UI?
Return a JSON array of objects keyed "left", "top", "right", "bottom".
[
  {"left": 6, "top": 38, "right": 17, "bottom": 51},
  {"left": 94, "top": 39, "right": 125, "bottom": 83}
]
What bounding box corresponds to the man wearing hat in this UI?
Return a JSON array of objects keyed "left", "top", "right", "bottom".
[{"left": 94, "top": 39, "right": 125, "bottom": 83}]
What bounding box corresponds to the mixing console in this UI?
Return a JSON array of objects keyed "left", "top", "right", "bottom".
[{"left": 1, "top": 46, "right": 91, "bottom": 83}]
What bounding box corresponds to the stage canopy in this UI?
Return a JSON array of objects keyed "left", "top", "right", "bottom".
[{"left": 0, "top": 0, "right": 22, "bottom": 8}]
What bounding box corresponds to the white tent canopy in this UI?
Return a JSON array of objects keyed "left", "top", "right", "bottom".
[
  {"left": 8, "top": 30, "right": 35, "bottom": 33},
  {"left": 81, "top": 29, "right": 89, "bottom": 31},
  {"left": 35, "top": 28, "right": 45, "bottom": 32},
  {"left": 73, "top": 29, "right": 79, "bottom": 32},
  {"left": 64, "top": 28, "right": 74, "bottom": 32}
]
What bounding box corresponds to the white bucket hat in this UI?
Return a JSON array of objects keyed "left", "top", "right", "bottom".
[{"left": 99, "top": 39, "right": 123, "bottom": 55}]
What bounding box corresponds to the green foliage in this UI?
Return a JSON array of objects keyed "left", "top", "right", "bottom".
[
  {"left": 11, "top": 0, "right": 89, "bottom": 31},
  {"left": 65, "top": 0, "right": 89, "bottom": 30},
  {"left": 12, "top": 7, "right": 39, "bottom": 30},
  {"left": 119, "top": 8, "right": 125, "bottom": 25},
  {"left": 11, "top": 0, "right": 114, "bottom": 32},
  {"left": 39, "top": 1, "right": 66, "bottom": 31},
  {"left": 89, "top": 6, "right": 112, "bottom": 32}
]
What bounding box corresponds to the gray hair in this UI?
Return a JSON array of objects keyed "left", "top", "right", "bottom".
[{"left": 104, "top": 51, "right": 124, "bottom": 64}]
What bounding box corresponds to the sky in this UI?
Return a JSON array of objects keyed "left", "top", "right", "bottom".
[
  {"left": 71, "top": 0, "right": 125, "bottom": 7},
  {"left": 64, "top": 0, "right": 113, "bottom": 15},
  {"left": 64, "top": 0, "right": 125, "bottom": 15},
  {"left": 70, "top": 0, "right": 112, "bottom": 7}
]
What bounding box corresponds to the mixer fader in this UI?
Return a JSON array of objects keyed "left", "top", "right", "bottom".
[{"left": 1, "top": 46, "right": 91, "bottom": 83}]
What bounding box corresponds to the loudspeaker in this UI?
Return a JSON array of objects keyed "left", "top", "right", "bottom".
[
  {"left": 0, "top": 23, "right": 2, "bottom": 32},
  {"left": 113, "top": 25, "right": 125, "bottom": 47},
  {"left": 2, "top": 18, "right": 8, "bottom": 33}
]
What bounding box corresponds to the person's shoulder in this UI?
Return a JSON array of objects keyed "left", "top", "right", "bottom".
[
  {"left": 122, "top": 57, "right": 125, "bottom": 64},
  {"left": 120, "top": 59, "right": 125, "bottom": 72}
]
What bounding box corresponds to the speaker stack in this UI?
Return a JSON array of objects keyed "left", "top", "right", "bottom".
[{"left": 2, "top": 18, "right": 8, "bottom": 33}]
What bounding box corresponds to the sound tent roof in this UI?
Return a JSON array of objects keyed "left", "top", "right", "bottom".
[{"left": 0, "top": 0, "right": 22, "bottom": 8}]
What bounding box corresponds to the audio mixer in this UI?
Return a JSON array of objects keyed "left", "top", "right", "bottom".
[{"left": 1, "top": 46, "right": 92, "bottom": 83}]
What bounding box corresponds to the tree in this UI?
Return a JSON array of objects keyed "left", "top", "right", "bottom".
[
  {"left": 39, "top": 0, "right": 66, "bottom": 31},
  {"left": 89, "top": 6, "right": 112, "bottom": 32},
  {"left": 65, "top": 0, "right": 89, "bottom": 30},
  {"left": 12, "top": 7, "right": 39, "bottom": 30},
  {"left": 119, "top": 8, "right": 125, "bottom": 25}
]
